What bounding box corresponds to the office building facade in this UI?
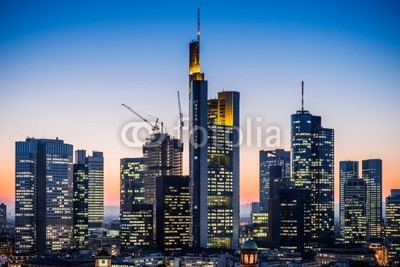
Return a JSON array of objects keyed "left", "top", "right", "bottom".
[
  {"left": 291, "top": 83, "right": 334, "bottom": 246},
  {"left": 72, "top": 161, "right": 89, "bottom": 249},
  {"left": 15, "top": 138, "right": 73, "bottom": 253},
  {"left": 343, "top": 178, "right": 367, "bottom": 244},
  {"left": 362, "top": 159, "right": 382, "bottom": 240},
  {"left": 155, "top": 175, "right": 191, "bottom": 252},
  {"left": 142, "top": 133, "right": 183, "bottom": 205},
  {"left": 120, "top": 158, "right": 153, "bottom": 250},
  {"left": 384, "top": 189, "right": 400, "bottom": 265},
  {"left": 207, "top": 91, "right": 240, "bottom": 249},
  {"left": 259, "top": 149, "right": 290, "bottom": 212},
  {"left": 339, "top": 161, "right": 359, "bottom": 238},
  {"left": 87, "top": 151, "right": 104, "bottom": 230}
]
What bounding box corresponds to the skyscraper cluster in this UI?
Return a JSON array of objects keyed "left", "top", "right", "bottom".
[
  {"left": 14, "top": 138, "right": 104, "bottom": 254},
  {"left": 9, "top": 7, "right": 400, "bottom": 266}
]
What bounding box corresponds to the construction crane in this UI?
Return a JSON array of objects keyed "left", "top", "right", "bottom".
[
  {"left": 177, "top": 91, "right": 184, "bottom": 140},
  {"left": 121, "top": 103, "right": 160, "bottom": 133}
]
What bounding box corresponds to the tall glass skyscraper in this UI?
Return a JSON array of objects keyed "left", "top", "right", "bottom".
[
  {"left": 207, "top": 91, "right": 240, "bottom": 249},
  {"left": 87, "top": 151, "right": 104, "bottom": 231},
  {"left": 73, "top": 157, "right": 89, "bottom": 249},
  {"left": 339, "top": 160, "right": 359, "bottom": 239},
  {"left": 362, "top": 159, "right": 383, "bottom": 240},
  {"left": 15, "top": 138, "right": 73, "bottom": 253},
  {"left": 259, "top": 149, "right": 290, "bottom": 212},
  {"left": 291, "top": 83, "right": 334, "bottom": 246},
  {"left": 155, "top": 175, "right": 191, "bottom": 252},
  {"left": 120, "top": 158, "right": 153, "bottom": 250},
  {"left": 188, "top": 9, "right": 208, "bottom": 249},
  {"left": 189, "top": 9, "right": 239, "bottom": 249},
  {"left": 344, "top": 178, "right": 367, "bottom": 244}
]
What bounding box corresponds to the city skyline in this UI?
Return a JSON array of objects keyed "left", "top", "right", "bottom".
[{"left": 1, "top": 1, "right": 400, "bottom": 211}]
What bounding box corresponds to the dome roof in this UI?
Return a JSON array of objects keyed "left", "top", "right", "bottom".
[{"left": 241, "top": 239, "right": 258, "bottom": 250}]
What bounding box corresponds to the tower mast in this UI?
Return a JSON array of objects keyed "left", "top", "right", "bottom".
[
  {"left": 301, "top": 81, "right": 304, "bottom": 111},
  {"left": 197, "top": 7, "right": 200, "bottom": 43}
]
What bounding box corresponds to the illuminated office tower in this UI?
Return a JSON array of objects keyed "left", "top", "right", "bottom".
[
  {"left": 251, "top": 212, "right": 268, "bottom": 243},
  {"left": 343, "top": 178, "right": 367, "bottom": 244},
  {"left": 339, "top": 161, "right": 359, "bottom": 239},
  {"left": 73, "top": 154, "right": 89, "bottom": 249},
  {"left": 15, "top": 138, "right": 73, "bottom": 253},
  {"left": 120, "top": 158, "right": 153, "bottom": 250},
  {"left": 259, "top": 149, "right": 290, "bottom": 212},
  {"left": 86, "top": 151, "right": 104, "bottom": 230},
  {"left": 188, "top": 9, "right": 240, "bottom": 249},
  {"left": 384, "top": 189, "right": 400, "bottom": 265},
  {"left": 189, "top": 7, "right": 209, "bottom": 249},
  {"left": 279, "top": 189, "right": 308, "bottom": 252},
  {"left": 142, "top": 133, "right": 183, "bottom": 205},
  {"left": 155, "top": 175, "right": 191, "bottom": 252},
  {"left": 0, "top": 203, "right": 6, "bottom": 233},
  {"left": 207, "top": 91, "right": 240, "bottom": 249},
  {"left": 362, "top": 159, "right": 383, "bottom": 240},
  {"left": 386, "top": 189, "right": 400, "bottom": 237},
  {"left": 291, "top": 82, "right": 334, "bottom": 246}
]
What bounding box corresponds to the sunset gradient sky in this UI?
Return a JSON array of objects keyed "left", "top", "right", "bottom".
[{"left": 1, "top": 0, "right": 399, "bottom": 213}]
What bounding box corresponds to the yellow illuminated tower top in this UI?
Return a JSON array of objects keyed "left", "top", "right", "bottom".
[{"left": 189, "top": 7, "right": 204, "bottom": 87}]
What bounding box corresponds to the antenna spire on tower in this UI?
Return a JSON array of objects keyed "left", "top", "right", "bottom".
[
  {"left": 197, "top": 7, "right": 200, "bottom": 42},
  {"left": 301, "top": 81, "right": 304, "bottom": 111}
]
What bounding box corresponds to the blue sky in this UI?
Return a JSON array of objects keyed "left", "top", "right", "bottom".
[{"left": 0, "top": 0, "right": 399, "bottom": 211}]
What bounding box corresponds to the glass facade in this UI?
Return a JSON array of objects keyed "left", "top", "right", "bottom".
[
  {"left": 206, "top": 91, "right": 240, "bottom": 249},
  {"left": 291, "top": 108, "right": 334, "bottom": 246},
  {"left": 87, "top": 151, "right": 104, "bottom": 230},
  {"left": 362, "top": 159, "right": 383, "bottom": 240},
  {"left": 142, "top": 133, "right": 183, "bottom": 205},
  {"left": 344, "top": 178, "right": 367, "bottom": 244},
  {"left": 189, "top": 35, "right": 208, "bottom": 249},
  {"left": 259, "top": 149, "right": 290, "bottom": 212},
  {"left": 385, "top": 190, "right": 400, "bottom": 265},
  {"left": 339, "top": 161, "right": 359, "bottom": 239},
  {"left": 73, "top": 162, "right": 89, "bottom": 249},
  {"left": 15, "top": 138, "right": 73, "bottom": 253},
  {"left": 155, "top": 175, "right": 191, "bottom": 252},
  {"left": 120, "top": 158, "right": 153, "bottom": 250}
]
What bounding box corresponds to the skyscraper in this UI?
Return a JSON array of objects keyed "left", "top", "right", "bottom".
[
  {"left": 259, "top": 149, "right": 290, "bottom": 212},
  {"left": 155, "top": 175, "right": 191, "bottom": 252},
  {"left": 362, "top": 159, "right": 383, "bottom": 240},
  {"left": 384, "top": 189, "right": 400, "bottom": 265},
  {"left": 343, "top": 178, "right": 367, "bottom": 244},
  {"left": 339, "top": 161, "right": 359, "bottom": 239},
  {"left": 386, "top": 189, "right": 400, "bottom": 237},
  {"left": 188, "top": 8, "right": 240, "bottom": 250},
  {"left": 189, "top": 8, "right": 208, "bottom": 249},
  {"left": 142, "top": 133, "right": 183, "bottom": 205},
  {"left": 87, "top": 151, "right": 104, "bottom": 231},
  {"left": 120, "top": 158, "right": 153, "bottom": 250},
  {"left": 15, "top": 138, "right": 73, "bottom": 254},
  {"left": 0, "top": 203, "right": 6, "bottom": 233},
  {"left": 73, "top": 155, "right": 89, "bottom": 249},
  {"left": 207, "top": 91, "right": 240, "bottom": 249},
  {"left": 291, "top": 82, "right": 334, "bottom": 246}
]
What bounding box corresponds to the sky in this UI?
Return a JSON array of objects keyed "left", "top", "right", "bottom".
[{"left": 0, "top": 0, "right": 399, "bottom": 215}]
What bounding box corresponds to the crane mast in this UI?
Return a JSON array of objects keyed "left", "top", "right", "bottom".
[{"left": 177, "top": 91, "right": 184, "bottom": 140}]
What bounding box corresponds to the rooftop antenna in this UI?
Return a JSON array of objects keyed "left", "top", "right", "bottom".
[
  {"left": 301, "top": 81, "right": 304, "bottom": 111},
  {"left": 197, "top": 7, "right": 200, "bottom": 43}
]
